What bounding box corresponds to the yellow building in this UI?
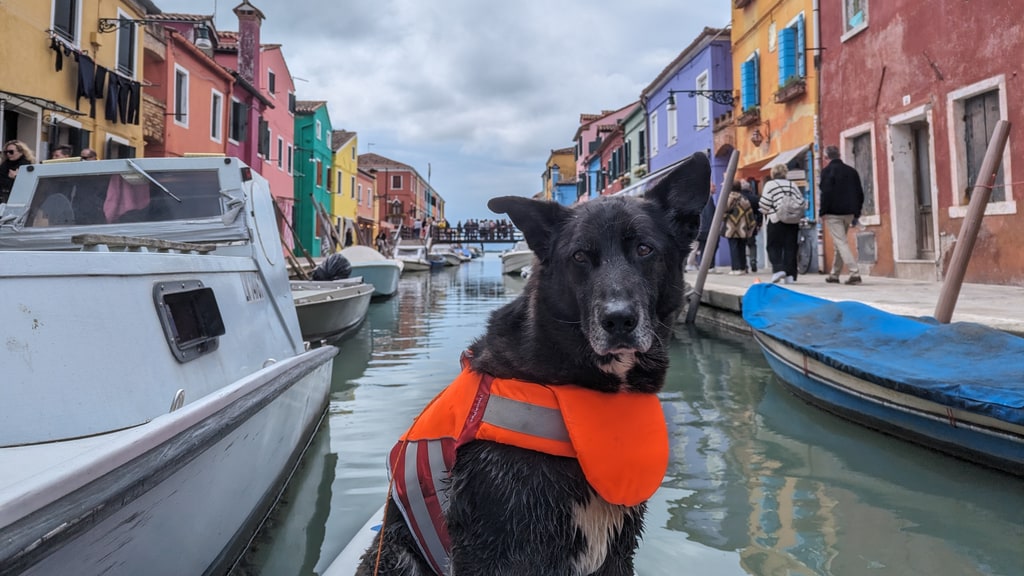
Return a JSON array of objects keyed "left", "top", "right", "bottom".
[
  {"left": 329, "top": 129, "right": 360, "bottom": 248},
  {"left": 542, "top": 146, "right": 575, "bottom": 202},
  {"left": 0, "top": 0, "right": 149, "bottom": 160},
  {"left": 731, "top": 0, "right": 819, "bottom": 193}
]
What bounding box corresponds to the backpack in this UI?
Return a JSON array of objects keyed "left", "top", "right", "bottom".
[{"left": 776, "top": 183, "right": 807, "bottom": 224}]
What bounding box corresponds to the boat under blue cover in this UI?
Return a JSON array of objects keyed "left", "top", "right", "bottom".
[{"left": 743, "top": 284, "right": 1024, "bottom": 427}]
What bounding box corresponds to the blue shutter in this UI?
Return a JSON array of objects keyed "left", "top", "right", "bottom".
[
  {"left": 778, "top": 27, "right": 797, "bottom": 85},
  {"left": 741, "top": 59, "right": 755, "bottom": 111},
  {"left": 797, "top": 14, "right": 806, "bottom": 78}
]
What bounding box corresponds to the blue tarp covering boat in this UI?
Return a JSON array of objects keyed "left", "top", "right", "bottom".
[
  {"left": 743, "top": 283, "right": 1024, "bottom": 425},
  {"left": 743, "top": 283, "right": 1024, "bottom": 475}
]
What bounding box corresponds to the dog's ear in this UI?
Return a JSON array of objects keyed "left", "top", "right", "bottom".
[
  {"left": 488, "top": 196, "right": 570, "bottom": 260},
  {"left": 644, "top": 151, "right": 712, "bottom": 250}
]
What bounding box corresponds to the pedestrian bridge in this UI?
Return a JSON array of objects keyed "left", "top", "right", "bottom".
[{"left": 398, "top": 226, "right": 523, "bottom": 244}]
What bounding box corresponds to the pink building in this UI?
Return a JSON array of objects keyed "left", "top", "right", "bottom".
[
  {"left": 356, "top": 168, "right": 377, "bottom": 243},
  {"left": 143, "top": 19, "right": 234, "bottom": 159},
  {"left": 256, "top": 44, "right": 295, "bottom": 206},
  {"left": 572, "top": 102, "right": 636, "bottom": 200}
]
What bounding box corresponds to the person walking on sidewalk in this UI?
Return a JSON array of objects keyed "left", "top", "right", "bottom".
[
  {"left": 723, "top": 181, "right": 758, "bottom": 274},
  {"left": 759, "top": 164, "right": 803, "bottom": 284},
  {"left": 820, "top": 145, "right": 865, "bottom": 285}
]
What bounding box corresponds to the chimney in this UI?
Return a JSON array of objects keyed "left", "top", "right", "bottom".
[{"left": 233, "top": 0, "right": 265, "bottom": 85}]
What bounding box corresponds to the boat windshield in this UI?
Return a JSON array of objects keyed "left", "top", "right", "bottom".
[{"left": 24, "top": 170, "right": 222, "bottom": 228}]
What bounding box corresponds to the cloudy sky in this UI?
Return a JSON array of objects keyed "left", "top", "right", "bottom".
[{"left": 168, "top": 0, "right": 729, "bottom": 223}]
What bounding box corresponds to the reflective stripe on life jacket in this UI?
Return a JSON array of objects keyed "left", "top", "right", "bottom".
[{"left": 388, "top": 365, "right": 669, "bottom": 575}]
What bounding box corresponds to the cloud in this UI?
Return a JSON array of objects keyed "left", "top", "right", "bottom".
[{"left": 165, "top": 0, "right": 728, "bottom": 221}]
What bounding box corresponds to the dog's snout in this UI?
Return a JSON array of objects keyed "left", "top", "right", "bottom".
[{"left": 600, "top": 302, "right": 638, "bottom": 335}]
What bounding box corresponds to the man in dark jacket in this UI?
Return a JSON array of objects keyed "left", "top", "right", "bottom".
[{"left": 819, "top": 145, "right": 865, "bottom": 285}]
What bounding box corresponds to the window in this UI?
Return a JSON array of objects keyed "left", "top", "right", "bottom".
[
  {"left": 116, "top": 11, "right": 136, "bottom": 76},
  {"left": 315, "top": 120, "right": 322, "bottom": 140},
  {"left": 315, "top": 159, "right": 323, "bottom": 187},
  {"left": 210, "top": 90, "right": 223, "bottom": 142},
  {"left": 650, "top": 111, "right": 659, "bottom": 156},
  {"left": 229, "top": 98, "right": 246, "bottom": 142},
  {"left": 667, "top": 101, "right": 677, "bottom": 145},
  {"left": 336, "top": 171, "right": 342, "bottom": 194},
  {"left": 53, "top": 0, "right": 78, "bottom": 42},
  {"left": 638, "top": 129, "right": 646, "bottom": 165},
  {"left": 288, "top": 92, "right": 296, "bottom": 114},
  {"left": 947, "top": 75, "right": 1014, "bottom": 216},
  {"left": 778, "top": 14, "right": 806, "bottom": 87},
  {"left": 257, "top": 118, "right": 270, "bottom": 158},
  {"left": 844, "top": 0, "right": 867, "bottom": 36},
  {"left": 277, "top": 137, "right": 283, "bottom": 169},
  {"left": 287, "top": 144, "right": 293, "bottom": 174},
  {"left": 848, "top": 131, "right": 876, "bottom": 217},
  {"left": 357, "top": 184, "right": 363, "bottom": 205},
  {"left": 174, "top": 66, "right": 189, "bottom": 126},
  {"left": 351, "top": 176, "right": 356, "bottom": 199},
  {"left": 351, "top": 146, "right": 356, "bottom": 160},
  {"left": 267, "top": 70, "right": 276, "bottom": 96},
  {"left": 391, "top": 174, "right": 402, "bottom": 190},
  {"left": 696, "top": 71, "right": 710, "bottom": 129},
  {"left": 105, "top": 135, "right": 136, "bottom": 159},
  {"left": 741, "top": 52, "right": 761, "bottom": 111}
]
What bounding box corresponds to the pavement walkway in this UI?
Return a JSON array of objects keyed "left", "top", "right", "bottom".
[{"left": 692, "top": 269, "right": 1024, "bottom": 336}]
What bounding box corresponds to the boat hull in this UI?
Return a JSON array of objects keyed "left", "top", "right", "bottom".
[
  {"left": 349, "top": 261, "right": 402, "bottom": 298},
  {"left": 292, "top": 281, "right": 374, "bottom": 342},
  {"left": 753, "top": 331, "right": 1024, "bottom": 476},
  {"left": 1, "top": 347, "right": 336, "bottom": 576},
  {"left": 501, "top": 251, "right": 533, "bottom": 275}
]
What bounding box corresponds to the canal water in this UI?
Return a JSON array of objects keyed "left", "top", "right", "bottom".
[{"left": 237, "top": 254, "right": 1023, "bottom": 576}]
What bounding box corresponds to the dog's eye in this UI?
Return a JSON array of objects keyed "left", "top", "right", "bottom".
[
  {"left": 572, "top": 250, "right": 588, "bottom": 263},
  {"left": 637, "top": 243, "right": 653, "bottom": 257}
]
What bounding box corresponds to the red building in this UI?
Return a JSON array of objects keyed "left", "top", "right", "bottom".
[
  {"left": 587, "top": 123, "right": 629, "bottom": 197},
  {"left": 820, "top": 1, "right": 1024, "bottom": 284},
  {"left": 358, "top": 153, "right": 429, "bottom": 233}
]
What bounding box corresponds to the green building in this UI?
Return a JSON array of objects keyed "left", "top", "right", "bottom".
[{"left": 293, "top": 100, "right": 333, "bottom": 257}]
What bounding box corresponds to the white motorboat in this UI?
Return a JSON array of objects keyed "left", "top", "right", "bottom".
[
  {"left": 501, "top": 240, "right": 535, "bottom": 276},
  {"left": 0, "top": 157, "right": 336, "bottom": 575},
  {"left": 431, "top": 242, "right": 472, "bottom": 265},
  {"left": 395, "top": 244, "right": 445, "bottom": 272},
  {"left": 340, "top": 245, "right": 404, "bottom": 298},
  {"left": 291, "top": 278, "right": 374, "bottom": 342}
]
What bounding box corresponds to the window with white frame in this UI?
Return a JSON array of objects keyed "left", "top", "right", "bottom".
[
  {"left": 287, "top": 144, "right": 293, "bottom": 174},
  {"left": 695, "top": 71, "right": 710, "bottom": 129},
  {"left": 843, "top": 0, "right": 867, "bottom": 36},
  {"left": 173, "top": 65, "right": 189, "bottom": 126},
  {"left": 105, "top": 134, "right": 135, "bottom": 159},
  {"left": 650, "top": 110, "right": 660, "bottom": 156},
  {"left": 277, "top": 137, "right": 283, "bottom": 169},
  {"left": 667, "top": 102, "right": 677, "bottom": 145},
  {"left": 351, "top": 176, "right": 356, "bottom": 199},
  {"left": 53, "top": 0, "right": 79, "bottom": 43},
  {"left": 844, "top": 129, "right": 876, "bottom": 218},
  {"left": 116, "top": 10, "right": 136, "bottom": 77},
  {"left": 391, "top": 174, "right": 402, "bottom": 190},
  {"left": 336, "top": 171, "right": 343, "bottom": 194},
  {"left": 357, "top": 183, "right": 362, "bottom": 205},
  {"left": 741, "top": 52, "right": 761, "bottom": 111},
  {"left": 315, "top": 120, "right": 322, "bottom": 140},
  {"left": 268, "top": 70, "right": 276, "bottom": 96},
  {"left": 210, "top": 90, "right": 223, "bottom": 142},
  {"left": 947, "top": 75, "right": 1014, "bottom": 216}
]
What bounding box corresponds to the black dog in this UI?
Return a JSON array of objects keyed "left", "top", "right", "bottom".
[{"left": 357, "top": 153, "right": 710, "bottom": 576}]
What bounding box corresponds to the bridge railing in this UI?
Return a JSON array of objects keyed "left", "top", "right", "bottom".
[{"left": 398, "top": 226, "right": 523, "bottom": 244}]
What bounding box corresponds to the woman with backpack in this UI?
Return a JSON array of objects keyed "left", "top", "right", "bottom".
[{"left": 759, "top": 163, "right": 806, "bottom": 284}]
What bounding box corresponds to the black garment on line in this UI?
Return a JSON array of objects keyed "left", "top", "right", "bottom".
[
  {"left": 94, "top": 66, "right": 107, "bottom": 100},
  {"left": 105, "top": 75, "right": 122, "bottom": 122},
  {"left": 75, "top": 53, "right": 97, "bottom": 118},
  {"left": 51, "top": 38, "right": 63, "bottom": 72}
]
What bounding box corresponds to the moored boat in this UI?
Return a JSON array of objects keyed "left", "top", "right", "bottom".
[
  {"left": 500, "top": 240, "right": 534, "bottom": 276},
  {"left": 395, "top": 244, "right": 445, "bottom": 272},
  {"left": 743, "top": 283, "right": 1024, "bottom": 476},
  {"left": 0, "top": 156, "right": 336, "bottom": 575},
  {"left": 291, "top": 278, "right": 374, "bottom": 342},
  {"left": 340, "top": 245, "right": 404, "bottom": 298}
]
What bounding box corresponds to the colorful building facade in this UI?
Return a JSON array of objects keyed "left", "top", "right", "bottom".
[
  {"left": 0, "top": 0, "right": 153, "bottom": 161},
  {"left": 330, "top": 129, "right": 359, "bottom": 246},
  {"left": 820, "top": 0, "right": 1024, "bottom": 284},
  {"left": 293, "top": 100, "right": 332, "bottom": 256},
  {"left": 572, "top": 103, "right": 635, "bottom": 202},
  {"left": 543, "top": 146, "right": 576, "bottom": 206}
]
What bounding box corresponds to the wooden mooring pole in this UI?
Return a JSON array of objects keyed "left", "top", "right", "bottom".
[
  {"left": 934, "top": 119, "right": 1011, "bottom": 323},
  {"left": 685, "top": 149, "right": 739, "bottom": 324}
]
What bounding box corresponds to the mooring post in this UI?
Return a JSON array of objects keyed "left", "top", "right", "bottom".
[{"left": 685, "top": 149, "right": 740, "bottom": 324}]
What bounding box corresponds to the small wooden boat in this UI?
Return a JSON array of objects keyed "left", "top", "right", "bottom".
[
  {"left": 340, "top": 245, "right": 404, "bottom": 298},
  {"left": 743, "top": 283, "right": 1024, "bottom": 476},
  {"left": 291, "top": 279, "right": 374, "bottom": 342}
]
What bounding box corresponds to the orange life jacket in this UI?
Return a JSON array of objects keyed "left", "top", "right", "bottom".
[{"left": 388, "top": 361, "right": 669, "bottom": 575}]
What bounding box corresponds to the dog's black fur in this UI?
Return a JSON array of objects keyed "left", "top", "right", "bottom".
[{"left": 356, "top": 153, "right": 710, "bottom": 576}]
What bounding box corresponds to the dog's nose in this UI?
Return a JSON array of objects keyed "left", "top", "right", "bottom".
[{"left": 600, "top": 303, "right": 638, "bottom": 335}]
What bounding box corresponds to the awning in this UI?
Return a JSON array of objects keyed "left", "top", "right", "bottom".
[
  {"left": 764, "top": 144, "right": 810, "bottom": 170},
  {"left": 0, "top": 90, "right": 84, "bottom": 117},
  {"left": 615, "top": 156, "right": 693, "bottom": 198}
]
